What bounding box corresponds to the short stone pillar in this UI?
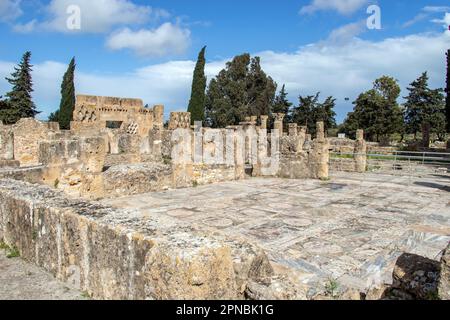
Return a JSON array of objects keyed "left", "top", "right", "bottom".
[
  {"left": 0, "top": 129, "right": 14, "bottom": 160},
  {"left": 354, "top": 129, "right": 367, "bottom": 173},
  {"left": 250, "top": 116, "right": 257, "bottom": 126},
  {"left": 153, "top": 105, "right": 164, "bottom": 129},
  {"left": 274, "top": 113, "right": 285, "bottom": 134},
  {"left": 288, "top": 123, "right": 298, "bottom": 136},
  {"left": 260, "top": 115, "right": 269, "bottom": 130},
  {"left": 316, "top": 121, "right": 325, "bottom": 141}
]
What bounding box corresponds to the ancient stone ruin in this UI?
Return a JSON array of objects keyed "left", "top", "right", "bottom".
[{"left": 0, "top": 94, "right": 449, "bottom": 300}]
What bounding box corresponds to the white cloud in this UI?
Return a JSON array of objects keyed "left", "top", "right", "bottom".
[
  {"left": 431, "top": 12, "right": 450, "bottom": 29},
  {"left": 300, "top": 0, "right": 368, "bottom": 15},
  {"left": 106, "top": 23, "right": 191, "bottom": 57},
  {"left": 0, "top": 0, "right": 22, "bottom": 22},
  {"left": 423, "top": 6, "right": 450, "bottom": 13},
  {"left": 326, "top": 20, "right": 366, "bottom": 44},
  {"left": 15, "top": 0, "right": 169, "bottom": 33},
  {"left": 0, "top": 30, "right": 448, "bottom": 123}
]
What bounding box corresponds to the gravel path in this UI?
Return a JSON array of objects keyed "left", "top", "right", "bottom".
[{"left": 0, "top": 250, "right": 86, "bottom": 300}]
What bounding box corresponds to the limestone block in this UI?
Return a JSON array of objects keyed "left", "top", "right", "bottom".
[
  {"left": 47, "top": 122, "right": 60, "bottom": 131},
  {"left": 13, "top": 118, "right": 51, "bottom": 167},
  {"left": 79, "top": 136, "right": 107, "bottom": 173},
  {"left": 0, "top": 127, "right": 14, "bottom": 160}
]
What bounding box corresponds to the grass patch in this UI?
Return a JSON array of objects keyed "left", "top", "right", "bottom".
[
  {"left": 162, "top": 156, "right": 172, "bottom": 165},
  {"left": 192, "top": 180, "right": 199, "bottom": 188},
  {"left": 54, "top": 178, "right": 60, "bottom": 188},
  {"left": 325, "top": 278, "right": 339, "bottom": 298},
  {"left": 0, "top": 241, "right": 20, "bottom": 258}
]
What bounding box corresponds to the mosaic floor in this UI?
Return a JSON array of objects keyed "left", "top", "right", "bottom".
[{"left": 103, "top": 172, "right": 450, "bottom": 292}]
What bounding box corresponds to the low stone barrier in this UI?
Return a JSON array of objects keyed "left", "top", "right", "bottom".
[{"left": 0, "top": 179, "right": 301, "bottom": 300}]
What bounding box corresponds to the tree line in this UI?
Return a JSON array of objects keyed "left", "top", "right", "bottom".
[
  {"left": 0, "top": 52, "right": 75, "bottom": 129},
  {"left": 188, "top": 47, "right": 450, "bottom": 142},
  {"left": 1, "top": 48, "right": 449, "bottom": 144}
]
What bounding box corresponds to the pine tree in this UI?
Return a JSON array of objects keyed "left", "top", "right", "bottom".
[
  {"left": 57, "top": 57, "right": 76, "bottom": 129},
  {"left": 4, "top": 51, "right": 39, "bottom": 122},
  {"left": 205, "top": 53, "right": 277, "bottom": 128},
  {"left": 272, "top": 85, "right": 293, "bottom": 123},
  {"left": 187, "top": 47, "right": 207, "bottom": 124},
  {"left": 446, "top": 49, "right": 450, "bottom": 133},
  {"left": 404, "top": 72, "right": 446, "bottom": 140}
]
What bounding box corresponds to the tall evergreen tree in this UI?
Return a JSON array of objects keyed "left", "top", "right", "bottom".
[
  {"left": 187, "top": 47, "right": 207, "bottom": 124},
  {"left": 272, "top": 85, "right": 293, "bottom": 123},
  {"left": 446, "top": 49, "right": 450, "bottom": 133},
  {"left": 404, "top": 72, "right": 446, "bottom": 140},
  {"left": 4, "top": 51, "right": 39, "bottom": 122},
  {"left": 56, "top": 57, "right": 76, "bottom": 129},
  {"left": 205, "top": 53, "right": 277, "bottom": 128}
]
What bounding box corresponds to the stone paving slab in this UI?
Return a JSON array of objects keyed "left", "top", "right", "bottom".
[{"left": 103, "top": 172, "right": 450, "bottom": 293}]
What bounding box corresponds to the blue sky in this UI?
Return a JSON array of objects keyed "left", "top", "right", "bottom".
[{"left": 0, "top": 0, "right": 449, "bottom": 123}]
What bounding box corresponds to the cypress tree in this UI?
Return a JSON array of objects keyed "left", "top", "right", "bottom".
[
  {"left": 187, "top": 46, "right": 207, "bottom": 124},
  {"left": 57, "top": 57, "right": 76, "bottom": 129},
  {"left": 446, "top": 49, "right": 450, "bottom": 132},
  {"left": 4, "top": 51, "right": 39, "bottom": 122}
]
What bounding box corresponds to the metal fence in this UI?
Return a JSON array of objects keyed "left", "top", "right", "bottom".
[{"left": 330, "top": 150, "right": 450, "bottom": 177}]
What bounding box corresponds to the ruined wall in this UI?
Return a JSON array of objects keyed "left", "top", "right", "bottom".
[
  {"left": 72, "top": 95, "right": 163, "bottom": 138},
  {"left": 12, "top": 118, "right": 56, "bottom": 167},
  {"left": 102, "top": 163, "right": 172, "bottom": 198},
  {"left": 278, "top": 122, "right": 330, "bottom": 180},
  {"left": 38, "top": 135, "right": 107, "bottom": 199},
  {"left": 0, "top": 123, "right": 19, "bottom": 168},
  {"left": 168, "top": 112, "right": 191, "bottom": 130},
  {"left": 330, "top": 130, "right": 367, "bottom": 173},
  {"left": 0, "top": 179, "right": 301, "bottom": 300},
  {"left": 192, "top": 164, "right": 236, "bottom": 186}
]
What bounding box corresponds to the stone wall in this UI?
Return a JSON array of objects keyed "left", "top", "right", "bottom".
[
  {"left": 278, "top": 122, "right": 330, "bottom": 180},
  {"left": 12, "top": 118, "right": 56, "bottom": 167},
  {"left": 72, "top": 95, "right": 164, "bottom": 138},
  {"left": 0, "top": 124, "right": 14, "bottom": 160},
  {"left": 37, "top": 135, "right": 107, "bottom": 199},
  {"left": 329, "top": 129, "right": 367, "bottom": 173},
  {"left": 0, "top": 179, "right": 303, "bottom": 300},
  {"left": 102, "top": 163, "right": 172, "bottom": 198},
  {"left": 168, "top": 112, "right": 191, "bottom": 130},
  {"left": 192, "top": 164, "right": 236, "bottom": 186}
]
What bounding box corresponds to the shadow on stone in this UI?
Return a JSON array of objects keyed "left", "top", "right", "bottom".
[
  {"left": 382, "top": 253, "right": 441, "bottom": 300},
  {"left": 414, "top": 181, "right": 450, "bottom": 192}
]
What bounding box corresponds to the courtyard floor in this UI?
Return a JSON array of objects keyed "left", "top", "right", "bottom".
[{"left": 104, "top": 172, "right": 450, "bottom": 293}]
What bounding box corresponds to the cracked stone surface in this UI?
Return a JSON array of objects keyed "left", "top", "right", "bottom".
[
  {"left": 103, "top": 172, "right": 450, "bottom": 294},
  {"left": 0, "top": 250, "right": 85, "bottom": 300}
]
